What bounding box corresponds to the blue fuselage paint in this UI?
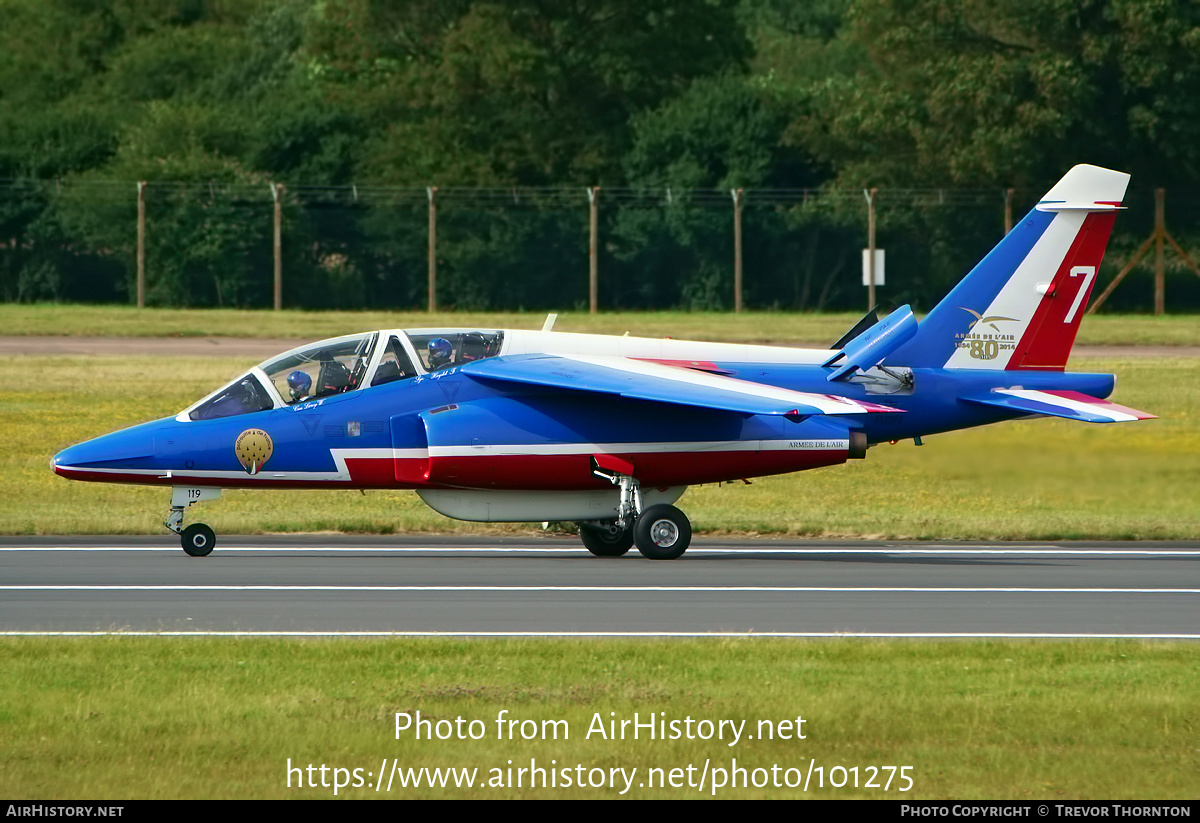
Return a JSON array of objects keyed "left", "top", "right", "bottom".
[{"left": 52, "top": 363, "right": 1117, "bottom": 489}]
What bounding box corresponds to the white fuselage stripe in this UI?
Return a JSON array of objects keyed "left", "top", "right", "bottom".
[
  {"left": 426, "top": 439, "right": 847, "bottom": 457},
  {"left": 556, "top": 353, "right": 872, "bottom": 413},
  {"left": 55, "top": 439, "right": 848, "bottom": 480}
]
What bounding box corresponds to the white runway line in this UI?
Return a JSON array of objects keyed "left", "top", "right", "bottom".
[
  {"left": 3, "top": 546, "right": 1200, "bottom": 556},
  {"left": 2, "top": 630, "right": 1198, "bottom": 639},
  {"left": 3, "top": 585, "right": 1197, "bottom": 594}
]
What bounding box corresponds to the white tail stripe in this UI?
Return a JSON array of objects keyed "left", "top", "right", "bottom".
[{"left": 944, "top": 212, "right": 1086, "bottom": 369}]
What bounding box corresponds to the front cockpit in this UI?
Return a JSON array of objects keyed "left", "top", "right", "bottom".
[{"left": 179, "top": 329, "right": 505, "bottom": 422}]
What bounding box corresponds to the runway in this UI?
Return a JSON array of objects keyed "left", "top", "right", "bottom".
[{"left": 2, "top": 536, "right": 1196, "bottom": 638}]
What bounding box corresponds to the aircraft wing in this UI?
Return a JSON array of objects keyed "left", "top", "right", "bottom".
[
  {"left": 460, "top": 353, "right": 901, "bottom": 417},
  {"left": 961, "top": 389, "right": 1155, "bottom": 423}
]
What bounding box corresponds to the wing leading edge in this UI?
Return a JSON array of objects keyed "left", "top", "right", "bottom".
[{"left": 461, "top": 353, "right": 901, "bottom": 417}]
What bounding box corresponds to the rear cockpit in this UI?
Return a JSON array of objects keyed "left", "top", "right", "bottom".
[{"left": 179, "top": 329, "right": 505, "bottom": 421}]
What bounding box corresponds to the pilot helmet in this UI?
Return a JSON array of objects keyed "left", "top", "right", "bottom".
[
  {"left": 428, "top": 338, "right": 453, "bottom": 368},
  {"left": 287, "top": 370, "right": 312, "bottom": 400}
]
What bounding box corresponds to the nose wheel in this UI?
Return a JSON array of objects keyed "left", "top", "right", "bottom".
[
  {"left": 181, "top": 523, "right": 216, "bottom": 557},
  {"left": 164, "top": 487, "right": 221, "bottom": 557}
]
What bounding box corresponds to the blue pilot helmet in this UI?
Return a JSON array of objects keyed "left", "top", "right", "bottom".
[
  {"left": 286, "top": 370, "right": 312, "bottom": 400},
  {"left": 427, "top": 337, "right": 453, "bottom": 369}
]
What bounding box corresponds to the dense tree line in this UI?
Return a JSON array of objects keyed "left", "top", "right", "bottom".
[{"left": 1, "top": 0, "right": 1198, "bottom": 311}]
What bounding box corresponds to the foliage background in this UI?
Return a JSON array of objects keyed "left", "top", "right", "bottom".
[{"left": 2, "top": 0, "right": 1199, "bottom": 312}]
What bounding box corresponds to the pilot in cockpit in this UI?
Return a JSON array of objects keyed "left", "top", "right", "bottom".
[
  {"left": 287, "top": 370, "right": 312, "bottom": 403},
  {"left": 428, "top": 337, "right": 454, "bottom": 370}
]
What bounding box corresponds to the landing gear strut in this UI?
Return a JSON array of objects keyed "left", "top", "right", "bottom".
[
  {"left": 583, "top": 468, "right": 691, "bottom": 560},
  {"left": 164, "top": 487, "right": 221, "bottom": 557}
]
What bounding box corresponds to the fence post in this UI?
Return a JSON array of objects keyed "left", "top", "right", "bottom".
[
  {"left": 1154, "top": 188, "right": 1165, "bottom": 316},
  {"left": 270, "top": 183, "right": 283, "bottom": 310},
  {"left": 136, "top": 181, "right": 146, "bottom": 308},
  {"left": 731, "top": 188, "right": 744, "bottom": 313},
  {"left": 864, "top": 187, "right": 878, "bottom": 310},
  {"left": 1004, "top": 188, "right": 1014, "bottom": 236},
  {"left": 427, "top": 186, "right": 438, "bottom": 313},
  {"left": 1088, "top": 186, "right": 1200, "bottom": 315},
  {"left": 588, "top": 186, "right": 599, "bottom": 314}
]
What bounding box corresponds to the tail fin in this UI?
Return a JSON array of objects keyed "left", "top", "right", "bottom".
[{"left": 886, "top": 164, "right": 1129, "bottom": 371}]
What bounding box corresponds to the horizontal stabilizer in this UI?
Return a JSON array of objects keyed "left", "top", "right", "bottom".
[
  {"left": 462, "top": 354, "right": 901, "bottom": 417},
  {"left": 961, "top": 389, "right": 1155, "bottom": 423},
  {"left": 824, "top": 305, "right": 918, "bottom": 381}
]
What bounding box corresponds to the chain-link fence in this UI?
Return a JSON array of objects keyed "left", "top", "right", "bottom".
[{"left": 3, "top": 179, "right": 1198, "bottom": 312}]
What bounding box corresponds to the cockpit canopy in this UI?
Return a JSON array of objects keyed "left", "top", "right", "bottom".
[{"left": 181, "top": 329, "right": 504, "bottom": 421}]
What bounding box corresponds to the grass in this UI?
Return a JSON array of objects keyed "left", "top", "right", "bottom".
[
  {"left": 3, "top": 312, "right": 1196, "bottom": 802},
  {"left": 0, "top": 637, "right": 1195, "bottom": 799},
  {"left": 1, "top": 302, "right": 1198, "bottom": 346},
  {"left": 3, "top": 355, "right": 1196, "bottom": 539}
]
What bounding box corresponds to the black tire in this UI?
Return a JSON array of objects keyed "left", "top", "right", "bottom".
[
  {"left": 633, "top": 504, "right": 691, "bottom": 560},
  {"left": 578, "top": 523, "right": 634, "bottom": 557},
  {"left": 181, "top": 523, "right": 216, "bottom": 557}
]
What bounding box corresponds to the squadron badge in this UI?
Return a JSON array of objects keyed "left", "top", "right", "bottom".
[{"left": 234, "top": 428, "right": 273, "bottom": 475}]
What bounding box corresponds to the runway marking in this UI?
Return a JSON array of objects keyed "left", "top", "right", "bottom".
[
  {"left": 4, "top": 585, "right": 1197, "bottom": 594},
  {"left": 2, "top": 546, "right": 1199, "bottom": 556},
  {"left": 2, "top": 631, "right": 1198, "bottom": 639}
]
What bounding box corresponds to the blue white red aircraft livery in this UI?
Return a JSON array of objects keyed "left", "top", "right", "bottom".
[{"left": 53, "top": 165, "right": 1154, "bottom": 559}]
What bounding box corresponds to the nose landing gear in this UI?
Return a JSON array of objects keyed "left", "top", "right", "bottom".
[{"left": 164, "top": 487, "right": 221, "bottom": 557}]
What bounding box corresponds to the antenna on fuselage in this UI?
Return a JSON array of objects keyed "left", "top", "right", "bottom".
[{"left": 541, "top": 313, "right": 558, "bottom": 332}]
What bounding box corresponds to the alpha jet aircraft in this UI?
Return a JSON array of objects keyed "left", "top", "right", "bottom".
[{"left": 53, "top": 164, "right": 1153, "bottom": 559}]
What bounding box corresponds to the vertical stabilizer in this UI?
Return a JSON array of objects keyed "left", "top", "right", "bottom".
[{"left": 886, "top": 164, "right": 1129, "bottom": 371}]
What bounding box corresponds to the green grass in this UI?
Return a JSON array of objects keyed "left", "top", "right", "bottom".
[
  {"left": 2, "top": 303, "right": 1198, "bottom": 346},
  {"left": 0, "top": 638, "right": 1195, "bottom": 799},
  {"left": 3, "top": 355, "right": 1195, "bottom": 539},
  {"left": 3, "top": 314, "right": 1196, "bottom": 802},
  {"left": 690, "top": 356, "right": 1200, "bottom": 540}
]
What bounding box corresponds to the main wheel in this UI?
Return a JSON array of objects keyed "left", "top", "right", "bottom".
[
  {"left": 181, "top": 523, "right": 216, "bottom": 557},
  {"left": 578, "top": 522, "right": 634, "bottom": 557},
  {"left": 633, "top": 504, "right": 691, "bottom": 560}
]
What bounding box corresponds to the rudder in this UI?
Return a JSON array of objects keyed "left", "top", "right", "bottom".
[{"left": 886, "top": 164, "right": 1129, "bottom": 371}]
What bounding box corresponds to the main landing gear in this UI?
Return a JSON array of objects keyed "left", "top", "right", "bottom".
[
  {"left": 579, "top": 471, "right": 691, "bottom": 560},
  {"left": 164, "top": 487, "right": 221, "bottom": 557}
]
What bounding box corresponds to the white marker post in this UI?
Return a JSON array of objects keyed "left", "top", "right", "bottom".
[
  {"left": 863, "top": 187, "right": 881, "bottom": 309},
  {"left": 862, "top": 249, "right": 885, "bottom": 289}
]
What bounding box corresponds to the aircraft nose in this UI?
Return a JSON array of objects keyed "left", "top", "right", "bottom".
[
  {"left": 51, "top": 445, "right": 75, "bottom": 477},
  {"left": 52, "top": 420, "right": 163, "bottom": 480},
  {"left": 52, "top": 439, "right": 104, "bottom": 476}
]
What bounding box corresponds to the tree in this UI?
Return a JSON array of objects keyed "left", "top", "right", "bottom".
[{"left": 310, "top": 0, "right": 753, "bottom": 186}]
